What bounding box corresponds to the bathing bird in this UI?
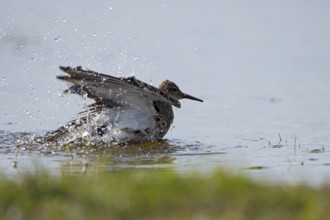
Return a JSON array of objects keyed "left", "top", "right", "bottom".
[{"left": 44, "top": 66, "right": 203, "bottom": 145}]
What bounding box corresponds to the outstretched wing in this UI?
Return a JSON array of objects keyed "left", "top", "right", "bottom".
[
  {"left": 57, "top": 66, "right": 181, "bottom": 109},
  {"left": 56, "top": 66, "right": 179, "bottom": 138},
  {"left": 41, "top": 66, "right": 180, "bottom": 145}
]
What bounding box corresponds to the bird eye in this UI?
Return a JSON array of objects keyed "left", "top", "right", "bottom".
[{"left": 171, "top": 88, "right": 177, "bottom": 92}]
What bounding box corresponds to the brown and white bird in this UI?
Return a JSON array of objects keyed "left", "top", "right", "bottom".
[{"left": 44, "top": 66, "right": 203, "bottom": 145}]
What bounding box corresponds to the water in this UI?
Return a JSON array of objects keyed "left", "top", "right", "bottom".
[{"left": 1, "top": 0, "right": 330, "bottom": 186}]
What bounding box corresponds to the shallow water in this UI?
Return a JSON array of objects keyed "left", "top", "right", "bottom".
[{"left": 1, "top": 1, "right": 330, "bottom": 186}]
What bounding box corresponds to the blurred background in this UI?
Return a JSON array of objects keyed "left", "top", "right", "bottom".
[{"left": 1, "top": 0, "right": 330, "bottom": 184}]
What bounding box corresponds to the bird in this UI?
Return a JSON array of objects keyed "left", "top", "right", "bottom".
[{"left": 43, "top": 66, "right": 203, "bottom": 145}]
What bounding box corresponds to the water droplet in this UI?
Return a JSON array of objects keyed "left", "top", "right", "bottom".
[
  {"left": 1, "top": 77, "right": 6, "bottom": 86},
  {"left": 25, "top": 110, "right": 30, "bottom": 115},
  {"left": 92, "top": 33, "right": 97, "bottom": 37},
  {"left": 54, "top": 36, "right": 61, "bottom": 41}
]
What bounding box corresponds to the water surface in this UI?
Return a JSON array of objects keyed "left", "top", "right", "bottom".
[{"left": 1, "top": 0, "right": 330, "bottom": 186}]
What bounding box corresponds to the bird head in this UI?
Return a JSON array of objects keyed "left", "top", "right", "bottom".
[{"left": 159, "top": 80, "right": 203, "bottom": 102}]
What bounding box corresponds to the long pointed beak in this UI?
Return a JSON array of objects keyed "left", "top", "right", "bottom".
[{"left": 183, "top": 93, "right": 203, "bottom": 102}]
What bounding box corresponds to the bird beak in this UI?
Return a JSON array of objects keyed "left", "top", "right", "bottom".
[{"left": 183, "top": 93, "right": 203, "bottom": 102}]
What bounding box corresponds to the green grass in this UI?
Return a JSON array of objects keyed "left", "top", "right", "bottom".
[{"left": 0, "top": 168, "right": 329, "bottom": 220}]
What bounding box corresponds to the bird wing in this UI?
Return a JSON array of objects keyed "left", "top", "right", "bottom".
[
  {"left": 56, "top": 66, "right": 180, "bottom": 135},
  {"left": 57, "top": 66, "right": 181, "bottom": 109}
]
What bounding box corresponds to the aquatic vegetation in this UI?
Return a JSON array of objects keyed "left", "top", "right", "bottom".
[{"left": 0, "top": 168, "right": 329, "bottom": 220}]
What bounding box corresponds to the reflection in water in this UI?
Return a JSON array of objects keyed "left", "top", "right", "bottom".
[
  {"left": 1, "top": 129, "right": 330, "bottom": 186},
  {"left": 0, "top": 131, "right": 202, "bottom": 177},
  {"left": 1, "top": 122, "right": 330, "bottom": 187}
]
